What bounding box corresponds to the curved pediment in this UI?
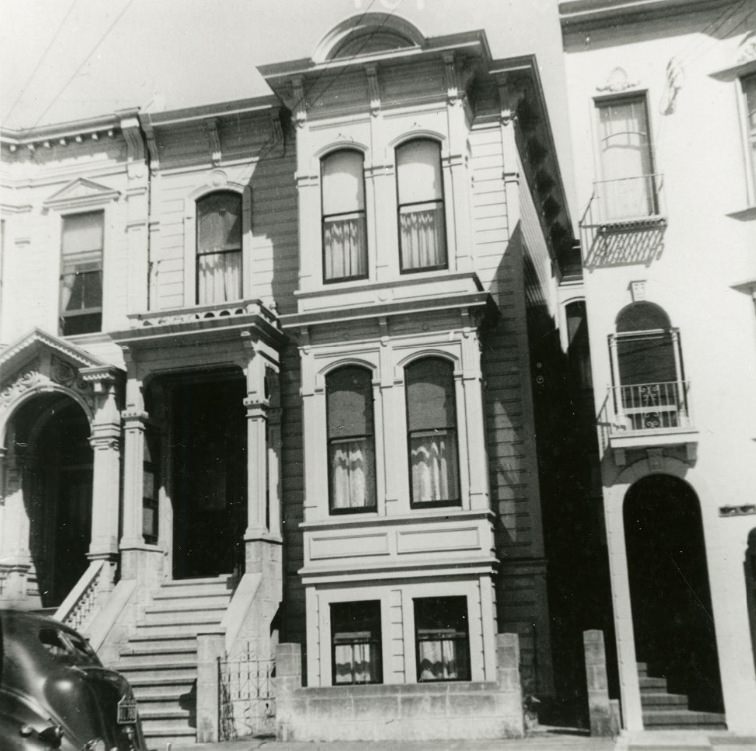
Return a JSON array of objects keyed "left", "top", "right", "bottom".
[{"left": 312, "top": 13, "right": 424, "bottom": 63}]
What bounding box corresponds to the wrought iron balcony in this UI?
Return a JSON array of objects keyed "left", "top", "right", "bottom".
[
  {"left": 580, "top": 174, "right": 666, "bottom": 230},
  {"left": 599, "top": 380, "right": 698, "bottom": 464}
]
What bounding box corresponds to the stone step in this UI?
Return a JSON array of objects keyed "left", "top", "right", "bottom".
[
  {"left": 145, "top": 595, "right": 230, "bottom": 611},
  {"left": 139, "top": 709, "right": 195, "bottom": 732},
  {"left": 637, "top": 662, "right": 649, "bottom": 677},
  {"left": 142, "top": 727, "right": 196, "bottom": 747},
  {"left": 132, "top": 683, "right": 189, "bottom": 701},
  {"left": 132, "top": 621, "right": 220, "bottom": 638},
  {"left": 137, "top": 607, "right": 225, "bottom": 626},
  {"left": 125, "top": 634, "right": 198, "bottom": 651},
  {"left": 643, "top": 709, "right": 727, "bottom": 728},
  {"left": 641, "top": 692, "right": 689, "bottom": 708},
  {"left": 640, "top": 676, "right": 669, "bottom": 692},
  {"left": 118, "top": 648, "right": 197, "bottom": 667},
  {"left": 119, "top": 664, "right": 197, "bottom": 683}
]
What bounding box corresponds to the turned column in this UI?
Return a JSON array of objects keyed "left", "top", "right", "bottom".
[{"left": 244, "top": 350, "right": 269, "bottom": 542}]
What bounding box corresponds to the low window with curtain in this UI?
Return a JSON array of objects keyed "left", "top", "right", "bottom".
[
  {"left": 59, "top": 211, "right": 104, "bottom": 336},
  {"left": 396, "top": 139, "right": 447, "bottom": 272},
  {"left": 326, "top": 366, "right": 376, "bottom": 513},
  {"left": 596, "top": 95, "right": 657, "bottom": 220},
  {"left": 196, "top": 191, "right": 242, "bottom": 304},
  {"left": 331, "top": 601, "right": 382, "bottom": 685},
  {"left": 743, "top": 75, "right": 756, "bottom": 193},
  {"left": 405, "top": 357, "right": 460, "bottom": 507},
  {"left": 415, "top": 596, "right": 470, "bottom": 682},
  {"left": 321, "top": 150, "right": 368, "bottom": 282}
]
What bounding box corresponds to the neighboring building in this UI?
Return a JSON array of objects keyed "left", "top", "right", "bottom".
[
  {"left": 0, "top": 12, "right": 591, "bottom": 745},
  {"left": 560, "top": 0, "right": 756, "bottom": 735}
]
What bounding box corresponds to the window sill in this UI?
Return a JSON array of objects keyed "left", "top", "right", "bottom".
[{"left": 726, "top": 206, "right": 756, "bottom": 221}]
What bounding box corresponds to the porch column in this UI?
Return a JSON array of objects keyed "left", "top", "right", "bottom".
[
  {"left": 85, "top": 371, "right": 122, "bottom": 562},
  {"left": 121, "top": 408, "right": 148, "bottom": 550},
  {"left": 0, "top": 448, "right": 32, "bottom": 603},
  {"left": 244, "top": 350, "right": 269, "bottom": 541}
]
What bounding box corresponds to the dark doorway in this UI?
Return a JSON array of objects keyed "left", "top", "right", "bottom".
[
  {"left": 171, "top": 375, "right": 246, "bottom": 579},
  {"left": 22, "top": 398, "right": 93, "bottom": 607},
  {"left": 624, "top": 475, "right": 723, "bottom": 713}
]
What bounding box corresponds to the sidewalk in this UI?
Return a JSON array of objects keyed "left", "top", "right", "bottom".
[{"left": 166, "top": 731, "right": 615, "bottom": 751}]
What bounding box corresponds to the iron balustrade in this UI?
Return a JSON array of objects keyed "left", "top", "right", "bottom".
[
  {"left": 609, "top": 380, "right": 691, "bottom": 433},
  {"left": 580, "top": 173, "right": 665, "bottom": 228}
]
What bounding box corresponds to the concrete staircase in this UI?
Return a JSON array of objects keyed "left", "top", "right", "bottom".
[
  {"left": 638, "top": 662, "right": 726, "bottom": 730},
  {"left": 116, "top": 576, "right": 233, "bottom": 747}
]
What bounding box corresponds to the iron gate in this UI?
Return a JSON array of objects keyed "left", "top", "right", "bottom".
[{"left": 218, "top": 648, "right": 275, "bottom": 740}]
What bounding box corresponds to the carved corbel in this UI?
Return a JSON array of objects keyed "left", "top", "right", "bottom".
[
  {"left": 205, "top": 118, "right": 222, "bottom": 166},
  {"left": 365, "top": 65, "right": 381, "bottom": 116},
  {"left": 140, "top": 116, "right": 160, "bottom": 174},
  {"left": 291, "top": 76, "right": 307, "bottom": 129},
  {"left": 118, "top": 111, "right": 147, "bottom": 178},
  {"left": 443, "top": 52, "right": 460, "bottom": 104},
  {"left": 270, "top": 107, "right": 283, "bottom": 147}
]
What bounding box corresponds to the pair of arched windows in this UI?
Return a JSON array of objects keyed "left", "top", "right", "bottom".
[
  {"left": 195, "top": 191, "right": 242, "bottom": 304},
  {"left": 320, "top": 139, "right": 447, "bottom": 283},
  {"left": 324, "top": 357, "right": 459, "bottom": 513}
]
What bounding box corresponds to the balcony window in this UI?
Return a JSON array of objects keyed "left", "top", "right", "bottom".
[
  {"left": 405, "top": 358, "right": 459, "bottom": 507},
  {"left": 331, "top": 601, "right": 382, "bottom": 685},
  {"left": 414, "top": 596, "right": 470, "bottom": 682},
  {"left": 321, "top": 150, "right": 367, "bottom": 282},
  {"left": 326, "top": 366, "right": 376, "bottom": 513},
  {"left": 743, "top": 74, "right": 756, "bottom": 195},
  {"left": 596, "top": 96, "right": 658, "bottom": 220},
  {"left": 396, "top": 139, "right": 447, "bottom": 272},
  {"left": 196, "top": 191, "right": 242, "bottom": 304},
  {"left": 60, "top": 211, "right": 103, "bottom": 336},
  {"left": 612, "top": 302, "right": 688, "bottom": 431}
]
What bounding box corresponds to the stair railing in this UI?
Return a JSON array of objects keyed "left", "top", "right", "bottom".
[{"left": 54, "top": 559, "right": 106, "bottom": 633}]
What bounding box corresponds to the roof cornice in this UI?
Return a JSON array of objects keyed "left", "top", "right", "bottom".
[{"left": 559, "top": 0, "right": 733, "bottom": 30}]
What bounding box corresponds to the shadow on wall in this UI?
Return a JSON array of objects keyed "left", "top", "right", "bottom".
[{"left": 582, "top": 224, "right": 665, "bottom": 269}]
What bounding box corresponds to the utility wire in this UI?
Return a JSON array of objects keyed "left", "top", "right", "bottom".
[
  {"left": 31, "top": 0, "right": 135, "bottom": 129},
  {"left": 2, "top": 0, "right": 80, "bottom": 126}
]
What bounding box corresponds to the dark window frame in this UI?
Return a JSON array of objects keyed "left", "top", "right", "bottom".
[
  {"left": 195, "top": 190, "right": 243, "bottom": 305},
  {"left": 413, "top": 596, "right": 471, "bottom": 683},
  {"left": 405, "top": 357, "right": 461, "bottom": 509},
  {"left": 326, "top": 365, "right": 377, "bottom": 515},
  {"left": 395, "top": 138, "right": 448, "bottom": 274},
  {"left": 330, "top": 600, "right": 383, "bottom": 685},
  {"left": 321, "top": 149, "right": 369, "bottom": 284}
]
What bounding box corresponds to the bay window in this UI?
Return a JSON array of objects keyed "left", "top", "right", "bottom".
[
  {"left": 331, "top": 601, "right": 382, "bottom": 684},
  {"left": 405, "top": 357, "right": 459, "bottom": 507},
  {"left": 321, "top": 150, "right": 367, "bottom": 282},
  {"left": 326, "top": 366, "right": 376, "bottom": 513},
  {"left": 396, "top": 139, "right": 447, "bottom": 272},
  {"left": 196, "top": 191, "right": 242, "bottom": 304},
  {"left": 59, "top": 211, "right": 103, "bottom": 336},
  {"left": 414, "top": 596, "right": 470, "bottom": 682}
]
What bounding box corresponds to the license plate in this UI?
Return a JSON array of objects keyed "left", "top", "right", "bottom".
[{"left": 117, "top": 695, "right": 138, "bottom": 724}]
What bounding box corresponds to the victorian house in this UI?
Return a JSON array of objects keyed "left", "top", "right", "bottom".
[{"left": 1, "top": 10, "right": 595, "bottom": 745}]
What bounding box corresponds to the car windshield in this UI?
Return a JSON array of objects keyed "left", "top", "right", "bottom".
[{"left": 38, "top": 626, "right": 101, "bottom": 666}]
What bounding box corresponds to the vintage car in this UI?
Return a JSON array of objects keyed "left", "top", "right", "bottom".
[{"left": 0, "top": 609, "right": 147, "bottom": 750}]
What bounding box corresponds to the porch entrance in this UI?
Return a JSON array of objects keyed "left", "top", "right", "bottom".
[
  {"left": 624, "top": 474, "right": 723, "bottom": 714},
  {"left": 15, "top": 396, "right": 93, "bottom": 607},
  {"left": 171, "top": 374, "right": 246, "bottom": 580}
]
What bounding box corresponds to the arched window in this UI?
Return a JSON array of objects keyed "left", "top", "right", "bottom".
[
  {"left": 405, "top": 358, "right": 459, "bottom": 506},
  {"left": 326, "top": 366, "right": 376, "bottom": 512},
  {"left": 396, "top": 139, "right": 447, "bottom": 272},
  {"left": 612, "top": 302, "right": 686, "bottom": 430},
  {"left": 196, "top": 191, "right": 242, "bottom": 304},
  {"left": 321, "top": 150, "right": 367, "bottom": 282}
]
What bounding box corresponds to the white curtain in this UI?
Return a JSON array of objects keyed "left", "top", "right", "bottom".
[
  {"left": 598, "top": 98, "right": 654, "bottom": 219},
  {"left": 417, "top": 637, "right": 467, "bottom": 681},
  {"left": 330, "top": 439, "right": 374, "bottom": 510},
  {"left": 399, "top": 204, "right": 446, "bottom": 269},
  {"left": 323, "top": 215, "right": 367, "bottom": 280},
  {"left": 410, "top": 431, "right": 458, "bottom": 503},
  {"left": 334, "top": 641, "right": 376, "bottom": 684},
  {"left": 198, "top": 252, "right": 241, "bottom": 304}
]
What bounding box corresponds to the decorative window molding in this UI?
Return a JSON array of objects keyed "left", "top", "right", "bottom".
[
  {"left": 596, "top": 66, "right": 641, "bottom": 94},
  {"left": 43, "top": 177, "right": 120, "bottom": 212},
  {"left": 182, "top": 179, "right": 252, "bottom": 307}
]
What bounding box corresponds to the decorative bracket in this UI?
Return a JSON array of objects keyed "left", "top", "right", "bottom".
[
  {"left": 291, "top": 76, "right": 307, "bottom": 129},
  {"left": 140, "top": 116, "right": 160, "bottom": 174},
  {"left": 365, "top": 65, "right": 381, "bottom": 117},
  {"left": 443, "top": 52, "right": 460, "bottom": 104},
  {"left": 270, "top": 107, "right": 283, "bottom": 147},
  {"left": 205, "top": 118, "right": 222, "bottom": 166}
]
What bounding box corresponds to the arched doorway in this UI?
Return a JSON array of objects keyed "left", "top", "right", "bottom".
[
  {"left": 624, "top": 474, "right": 723, "bottom": 714},
  {"left": 12, "top": 395, "right": 93, "bottom": 607}
]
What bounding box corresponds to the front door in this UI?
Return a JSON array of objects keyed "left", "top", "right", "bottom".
[{"left": 172, "top": 377, "right": 246, "bottom": 579}]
